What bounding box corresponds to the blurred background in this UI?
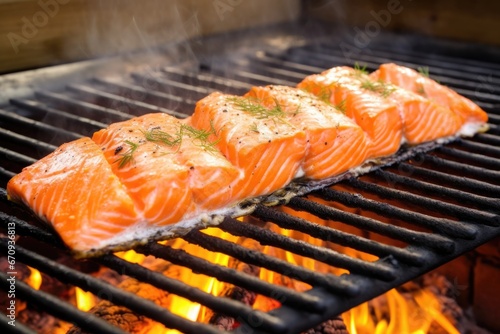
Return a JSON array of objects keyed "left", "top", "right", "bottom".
[{"left": 1, "top": 0, "right": 499, "bottom": 74}]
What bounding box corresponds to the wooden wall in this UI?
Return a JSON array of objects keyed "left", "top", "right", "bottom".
[
  {"left": 2, "top": 0, "right": 499, "bottom": 74},
  {"left": 0, "top": 0, "right": 301, "bottom": 73},
  {"left": 305, "top": 0, "right": 500, "bottom": 47}
]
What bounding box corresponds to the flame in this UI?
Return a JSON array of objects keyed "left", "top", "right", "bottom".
[
  {"left": 342, "top": 286, "right": 459, "bottom": 334},
  {"left": 26, "top": 266, "right": 42, "bottom": 290},
  {"left": 163, "top": 227, "right": 239, "bottom": 334},
  {"left": 116, "top": 249, "right": 147, "bottom": 264},
  {"left": 75, "top": 287, "right": 96, "bottom": 312}
]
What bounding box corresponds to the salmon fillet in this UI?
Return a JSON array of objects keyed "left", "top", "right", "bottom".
[
  {"left": 93, "top": 113, "right": 241, "bottom": 215},
  {"left": 371, "top": 63, "right": 488, "bottom": 125},
  {"left": 245, "top": 85, "right": 369, "bottom": 179},
  {"left": 7, "top": 137, "right": 141, "bottom": 252},
  {"left": 298, "top": 66, "right": 404, "bottom": 158},
  {"left": 190, "top": 92, "right": 306, "bottom": 201},
  {"left": 383, "top": 86, "right": 463, "bottom": 144}
]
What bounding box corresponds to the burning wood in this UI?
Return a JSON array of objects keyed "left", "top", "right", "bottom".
[
  {"left": 208, "top": 237, "right": 261, "bottom": 330},
  {"left": 302, "top": 317, "right": 349, "bottom": 334},
  {"left": 67, "top": 256, "right": 173, "bottom": 334}
]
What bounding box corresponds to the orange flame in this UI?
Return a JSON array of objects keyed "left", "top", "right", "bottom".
[
  {"left": 164, "top": 227, "right": 239, "bottom": 334},
  {"left": 26, "top": 266, "right": 42, "bottom": 290},
  {"left": 75, "top": 287, "right": 95, "bottom": 312},
  {"left": 116, "top": 249, "right": 147, "bottom": 264}
]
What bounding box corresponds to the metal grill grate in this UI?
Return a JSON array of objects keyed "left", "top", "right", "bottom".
[{"left": 1, "top": 23, "right": 499, "bottom": 334}]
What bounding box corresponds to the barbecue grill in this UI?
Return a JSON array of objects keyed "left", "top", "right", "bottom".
[{"left": 1, "top": 15, "right": 499, "bottom": 334}]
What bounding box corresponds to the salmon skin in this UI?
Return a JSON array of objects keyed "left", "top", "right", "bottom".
[
  {"left": 245, "top": 85, "right": 370, "bottom": 180},
  {"left": 6, "top": 64, "right": 489, "bottom": 256},
  {"left": 298, "top": 66, "right": 404, "bottom": 159},
  {"left": 190, "top": 91, "right": 306, "bottom": 201},
  {"left": 371, "top": 63, "right": 488, "bottom": 130}
]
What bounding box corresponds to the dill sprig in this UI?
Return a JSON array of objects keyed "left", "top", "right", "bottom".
[
  {"left": 418, "top": 66, "right": 430, "bottom": 78},
  {"left": 228, "top": 96, "right": 287, "bottom": 120},
  {"left": 316, "top": 86, "right": 334, "bottom": 105},
  {"left": 335, "top": 99, "right": 346, "bottom": 113},
  {"left": 179, "top": 122, "right": 220, "bottom": 153},
  {"left": 115, "top": 140, "right": 140, "bottom": 168},
  {"left": 249, "top": 122, "right": 259, "bottom": 133},
  {"left": 142, "top": 127, "right": 182, "bottom": 147},
  {"left": 353, "top": 62, "right": 369, "bottom": 76},
  {"left": 360, "top": 79, "right": 396, "bottom": 98}
]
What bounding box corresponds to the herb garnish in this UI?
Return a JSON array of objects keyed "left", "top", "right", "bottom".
[
  {"left": 335, "top": 99, "right": 346, "bottom": 113},
  {"left": 228, "top": 96, "right": 287, "bottom": 120},
  {"left": 115, "top": 140, "right": 140, "bottom": 168},
  {"left": 249, "top": 122, "right": 259, "bottom": 133},
  {"left": 418, "top": 66, "right": 430, "bottom": 78},
  {"left": 142, "top": 127, "right": 182, "bottom": 147},
  {"left": 316, "top": 86, "right": 334, "bottom": 105},
  {"left": 115, "top": 122, "right": 220, "bottom": 168},
  {"left": 354, "top": 62, "right": 369, "bottom": 76},
  {"left": 360, "top": 79, "right": 396, "bottom": 98},
  {"left": 179, "top": 122, "right": 220, "bottom": 153}
]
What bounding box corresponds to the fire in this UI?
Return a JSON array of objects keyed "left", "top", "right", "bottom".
[
  {"left": 163, "top": 227, "right": 240, "bottom": 334},
  {"left": 343, "top": 287, "right": 459, "bottom": 334},
  {"left": 251, "top": 205, "right": 460, "bottom": 334},
  {"left": 75, "top": 287, "right": 95, "bottom": 312},
  {"left": 26, "top": 266, "right": 42, "bottom": 290},
  {"left": 63, "top": 202, "right": 460, "bottom": 334},
  {"left": 116, "top": 249, "right": 147, "bottom": 264}
]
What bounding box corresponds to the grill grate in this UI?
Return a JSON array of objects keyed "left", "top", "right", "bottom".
[{"left": 1, "top": 23, "right": 499, "bottom": 334}]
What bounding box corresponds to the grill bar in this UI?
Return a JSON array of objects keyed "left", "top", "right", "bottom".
[
  {"left": 373, "top": 169, "right": 499, "bottom": 210},
  {"left": 474, "top": 133, "right": 500, "bottom": 146},
  {"left": 218, "top": 217, "right": 397, "bottom": 280},
  {"left": 0, "top": 250, "right": 126, "bottom": 334},
  {"left": 183, "top": 230, "right": 358, "bottom": 295},
  {"left": 97, "top": 254, "right": 288, "bottom": 334},
  {"left": 9, "top": 98, "right": 107, "bottom": 131},
  {"left": 316, "top": 187, "right": 478, "bottom": 239},
  {"left": 0, "top": 313, "right": 36, "bottom": 334},
  {"left": 347, "top": 178, "right": 499, "bottom": 226},
  {"left": 284, "top": 197, "right": 455, "bottom": 254},
  {"left": 34, "top": 90, "right": 132, "bottom": 123},
  {"left": 136, "top": 242, "right": 326, "bottom": 312},
  {"left": 0, "top": 239, "right": 226, "bottom": 334},
  {"left": 394, "top": 162, "right": 500, "bottom": 197},
  {"left": 422, "top": 153, "right": 500, "bottom": 181},
  {"left": 438, "top": 146, "right": 500, "bottom": 169}
]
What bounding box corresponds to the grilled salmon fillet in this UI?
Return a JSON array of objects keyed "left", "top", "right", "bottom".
[
  {"left": 8, "top": 113, "right": 242, "bottom": 253},
  {"left": 383, "top": 86, "right": 463, "bottom": 144},
  {"left": 371, "top": 63, "right": 488, "bottom": 126},
  {"left": 245, "top": 85, "right": 369, "bottom": 179},
  {"left": 93, "top": 113, "right": 241, "bottom": 214},
  {"left": 190, "top": 92, "right": 306, "bottom": 201},
  {"left": 298, "top": 66, "right": 404, "bottom": 158},
  {"left": 7, "top": 137, "right": 141, "bottom": 252}
]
